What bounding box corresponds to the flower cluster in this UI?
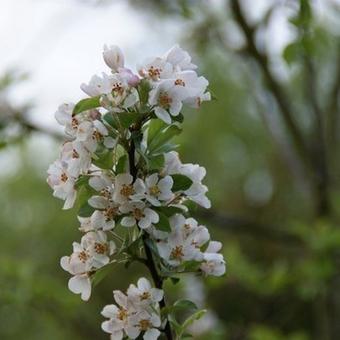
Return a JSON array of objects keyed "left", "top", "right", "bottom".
[
  {"left": 47, "top": 44, "right": 225, "bottom": 339},
  {"left": 102, "top": 277, "right": 163, "bottom": 340}
]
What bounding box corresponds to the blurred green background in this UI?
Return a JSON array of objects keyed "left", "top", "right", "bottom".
[{"left": 1, "top": 0, "right": 340, "bottom": 339}]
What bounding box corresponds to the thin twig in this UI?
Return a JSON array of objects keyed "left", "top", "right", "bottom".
[{"left": 230, "top": 0, "right": 313, "bottom": 179}]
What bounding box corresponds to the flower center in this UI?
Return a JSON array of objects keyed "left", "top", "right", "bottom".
[
  {"left": 170, "top": 245, "right": 184, "bottom": 260},
  {"left": 148, "top": 66, "right": 161, "bottom": 80},
  {"left": 139, "top": 319, "right": 151, "bottom": 331},
  {"left": 149, "top": 185, "right": 160, "bottom": 196},
  {"left": 159, "top": 93, "right": 172, "bottom": 109},
  {"left": 94, "top": 242, "right": 108, "bottom": 254},
  {"left": 133, "top": 208, "right": 145, "bottom": 220},
  {"left": 112, "top": 82, "right": 124, "bottom": 95},
  {"left": 140, "top": 291, "right": 151, "bottom": 301},
  {"left": 101, "top": 188, "right": 111, "bottom": 198},
  {"left": 71, "top": 117, "right": 79, "bottom": 129},
  {"left": 120, "top": 184, "right": 135, "bottom": 197},
  {"left": 72, "top": 149, "right": 79, "bottom": 158},
  {"left": 105, "top": 206, "right": 118, "bottom": 221},
  {"left": 92, "top": 130, "right": 103, "bottom": 141},
  {"left": 60, "top": 173, "right": 68, "bottom": 182},
  {"left": 174, "top": 79, "right": 185, "bottom": 86},
  {"left": 118, "top": 308, "right": 128, "bottom": 321},
  {"left": 78, "top": 250, "right": 89, "bottom": 263}
]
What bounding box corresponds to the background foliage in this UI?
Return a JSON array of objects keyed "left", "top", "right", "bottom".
[{"left": 1, "top": 0, "right": 340, "bottom": 339}]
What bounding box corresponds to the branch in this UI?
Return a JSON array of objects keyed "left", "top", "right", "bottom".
[
  {"left": 128, "top": 126, "right": 173, "bottom": 340},
  {"left": 304, "top": 54, "right": 330, "bottom": 216},
  {"left": 327, "top": 43, "right": 340, "bottom": 145},
  {"left": 197, "top": 209, "right": 304, "bottom": 247},
  {"left": 230, "top": 0, "right": 313, "bottom": 178}
]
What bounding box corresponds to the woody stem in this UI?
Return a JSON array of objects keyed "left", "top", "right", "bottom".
[{"left": 128, "top": 126, "right": 173, "bottom": 340}]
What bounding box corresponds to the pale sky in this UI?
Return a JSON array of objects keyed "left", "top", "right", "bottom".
[
  {"left": 0, "top": 0, "right": 182, "bottom": 129},
  {"left": 1, "top": 0, "right": 338, "bottom": 130}
]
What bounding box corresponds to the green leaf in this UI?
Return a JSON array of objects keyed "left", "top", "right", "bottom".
[
  {"left": 183, "top": 260, "right": 201, "bottom": 272},
  {"left": 121, "top": 236, "right": 142, "bottom": 257},
  {"left": 162, "top": 299, "right": 197, "bottom": 316},
  {"left": 181, "top": 309, "right": 207, "bottom": 335},
  {"left": 103, "top": 112, "right": 119, "bottom": 130},
  {"left": 168, "top": 314, "right": 183, "bottom": 336},
  {"left": 93, "top": 148, "right": 114, "bottom": 169},
  {"left": 117, "top": 112, "right": 140, "bottom": 128},
  {"left": 138, "top": 79, "right": 152, "bottom": 105},
  {"left": 154, "top": 211, "right": 171, "bottom": 232},
  {"left": 170, "top": 277, "right": 180, "bottom": 285},
  {"left": 148, "top": 154, "right": 165, "bottom": 171},
  {"left": 283, "top": 42, "right": 301, "bottom": 65},
  {"left": 156, "top": 206, "right": 183, "bottom": 217},
  {"left": 115, "top": 154, "right": 128, "bottom": 174},
  {"left": 76, "top": 183, "right": 96, "bottom": 207},
  {"left": 174, "top": 299, "right": 198, "bottom": 311},
  {"left": 172, "top": 112, "right": 184, "bottom": 123},
  {"left": 78, "top": 202, "right": 95, "bottom": 217},
  {"left": 75, "top": 175, "right": 90, "bottom": 189},
  {"left": 147, "top": 119, "right": 167, "bottom": 145},
  {"left": 148, "top": 124, "right": 182, "bottom": 154},
  {"left": 73, "top": 96, "right": 101, "bottom": 115},
  {"left": 171, "top": 174, "right": 193, "bottom": 192},
  {"left": 91, "top": 262, "right": 116, "bottom": 287}
]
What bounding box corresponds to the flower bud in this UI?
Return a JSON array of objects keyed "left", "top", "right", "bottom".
[{"left": 103, "top": 45, "right": 124, "bottom": 71}]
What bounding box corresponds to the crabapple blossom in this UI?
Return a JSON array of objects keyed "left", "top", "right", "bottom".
[
  {"left": 60, "top": 231, "right": 116, "bottom": 300},
  {"left": 127, "top": 311, "right": 161, "bottom": 340},
  {"left": 81, "top": 72, "right": 116, "bottom": 97},
  {"left": 163, "top": 151, "right": 211, "bottom": 208},
  {"left": 103, "top": 44, "right": 125, "bottom": 71},
  {"left": 60, "top": 141, "right": 92, "bottom": 177},
  {"left": 148, "top": 80, "right": 185, "bottom": 124},
  {"left": 156, "top": 214, "right": 210, "bottom": 266},
  {"left": 49, "top": 44, "right": 224, "bottom": 339},
  {"left": 102, "top": 278, "right": 162, "bottom": 340},
  {"left": 163, "top": 44, "right": 197, "bottom": 71},
  {"left": 120, "top": 201, "right": 159, "bottom": 229},
  {"left": 200, "top": 241, "right": 226, "bottom": 277},
  {"left": 138, "top": 57, "right": 173, "bottom": 82},
  {"left": 133, "top": 173, "right": 174, "bottom": 206},
  {"left": 47, "top": 159, "right": 77, "bottom": 209},
  {"left": 113, "top": 173, "right": 140, "bottom": 203},
  {"left": 127, "top": 277, "right": 163, "bottom": 308}
]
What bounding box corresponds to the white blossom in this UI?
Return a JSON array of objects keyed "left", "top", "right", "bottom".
[
  {"left": 127, "top": 277, "right": 163, "bottom": 308},
  {"left": 163, "top": 152, "right": 211, "bottom": 208},
  {"left": 101, "top": 291, "right": 131, "bottom": 340},
  {"left": 127, "top": 311, "right": 161, "bottom": 340},
  {"left": 200, "top": 241, "right": 226, "bottom": 277},
  {"left": 88, "top": 175, "right": 120, "bottom": 231},
  {"left": 81, "top": 72, "right": 115, "bottom": 97},
  {"left": 113, "top": 173, "right": 143, "bottom": 204},
  {"left": 156, "top": 214, "right": 210, "bottom": 266},
  {"left": 102, "top": 278, "right": 163, "bottom": 340},
  {"left": 133, "top": 173, "right": 174, "bottom": 206},
  {"left": 172, "top": 70, "right": 209, "bottom": 99},
  {"left": 149, "top": 80, "right": 185, "bottom": 124},
  {"left": 138, "top": 57, "right": 173, "bottom": 82},
  {"left": 60, "top": 141, "right": 92, "bottom": 177},
  {"left": 120, "top": 201, "right": 159, "bottom": 229},
  {"left": 47, "top": 159, "right": 77, "bottom": 209},
  {"left": 103, "top": 44, "right": 125, "bottom": 72},
  {"left": 163, "top": 44, "right": 197, "bottom": 71},
  {"left": 60, "top": 231, "right": 116, "bottom": 300}
]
